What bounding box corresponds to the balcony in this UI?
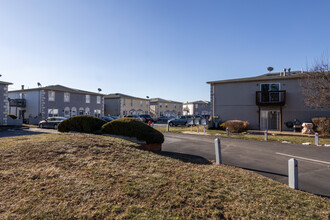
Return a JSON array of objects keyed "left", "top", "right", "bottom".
[
  {"left": 9, "top": 98, "right": 26, "bottom": 107},
  {"left": 256, "top": 90, "right": 286, "bottom": 106}
]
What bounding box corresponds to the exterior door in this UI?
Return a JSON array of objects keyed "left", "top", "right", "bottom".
[{"left": 260, "top": 110, "right": 280, "bottom": 130}]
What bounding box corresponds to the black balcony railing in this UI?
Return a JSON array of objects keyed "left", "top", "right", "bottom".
[
  {"left": 256, "top": 90, "right": 286, "bottom": 106},
  {"left": 9, "top": 98, "right": 26, "bottom": 107}
]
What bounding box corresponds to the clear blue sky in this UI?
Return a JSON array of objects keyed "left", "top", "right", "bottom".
[{"left": 1, "top": 0, "right": 329, "bottom": 102}]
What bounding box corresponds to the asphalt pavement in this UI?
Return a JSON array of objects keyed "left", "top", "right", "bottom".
[{"left": 162, "top": 132, "right": 330, "bottom": 198}]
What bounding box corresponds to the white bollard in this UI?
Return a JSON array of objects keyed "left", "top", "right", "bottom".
[
  {"left": 264, "top": 130, "right": 268, "bottom": 141},
  {"left": 151, "top": 122, "right": 154, "bottom": 128},
  {"left": 190, "top": 124, "right": 192, "bottom": 132},
  {"left": 166, "top": 120, "right": 170, "bottom": 132},
  {"left": 214, "top": 138, "right": 222, "bottom": 164},
  {"left": 226, "top": 127, "right": 229, "bottom": 136},
  {"left": 204, "top": 125, "right": 206, "bottom": 133},
  {"left": 315, "top": 132, "right": 319, "bottom": 146},
  {"left": 197, "top": 125, "right": 199, "bottom": 133},
  {"left": 288, "top": 158, "right": 298, "bottom": 189}
]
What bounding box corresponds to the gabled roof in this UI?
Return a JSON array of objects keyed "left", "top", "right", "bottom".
[
  {"left": 184, "top": 100, "right": 210, "bottom": 105},
  {"left": 207, "top": 71, "right": 306, "bottom": 85},
  {"left": 0, "top": 81, "right": 13, "bottom": 85},
  {"left": 9, "top": 84, "right": 105, "bottom": 96},
  {"left": 104, "top": 93, "right": 148, "bottom": 100},
  {"left": 150, "top": 97, "right": 182, "bottom": 104}
]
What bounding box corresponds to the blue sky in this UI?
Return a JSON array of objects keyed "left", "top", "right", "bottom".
[{"left": 0, "top": 0, "right": 329, "bottom": 102}]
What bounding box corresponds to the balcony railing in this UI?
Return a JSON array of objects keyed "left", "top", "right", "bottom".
[
  {"left": 256, "top": 90, "right": 286, "bottom": 106},
  {"left": 9, "top": 98, "right": 26, "bottom": 107}
]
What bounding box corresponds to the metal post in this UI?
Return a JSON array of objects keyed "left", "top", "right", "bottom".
[
  {"left": 204, "top": 125, "right": 206, "bottom": 133},
  {"left": 264, "top": 130, "right": 268, "bottom": 141},
  {"left": 214, "top": 138, "right": 222, "bottom": 164},
  {"left": 151, "top": 122, "right": 154, "bottom": 128},
  {"left": 315, "top": 132, "right": 319, "bottom": 146},
  {"left": 288, "top": 158, "right": 298, "bottom": 189},
  {"left": 197, "top": 125, "right": 199, "bottom": 133},
  {"left": 166, "top": 120, "right": 169, "bottom": 132},
  {"left": 190, "top": 124, "right": 192, "bottom": 132},
  {"left": 226, "top": 127, "right": 229, "bottom": 136}
]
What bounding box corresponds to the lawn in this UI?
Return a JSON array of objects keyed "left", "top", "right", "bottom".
[
  {"left": 0, "top": 133, "right": 329, "bottom": 219},
  {"left": 156, "top": 126, "right": 330, "bottom": 145}
]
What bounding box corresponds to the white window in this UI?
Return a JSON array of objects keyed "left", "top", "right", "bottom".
[
  {"left": 86, "top": 95, "right": 90, "bottom": 103},
  {"left": 64, "top": 93, "right": 70, "bottom": 102},
  {"left": 85, "top": 107, "right": 90, "bottom": 115},
  {"left": 123, "top": 110, "right": 127, "bottom": 115},
  {"left": 48, "top": 108, "right": 58, "bottom": 117},
  {"left": 165, "top": 103, "right": 168, "bottom": 108},
  {"left": 174, "top": 104, "right": 176, "bottom": 108},
  {"left": 195, "top": 104, "right": 198, "bottom": 109},
  {"left": 71, "top": 107, "right": 77, "bottom": 116},
  {"left": 159, "top": 103, "right": 162, "bottom": 108},
  {"left": 130, "top": 99, "right": 133, "bottom": 106},
  {"left": 94, "top": 109, "right": 101, "bottom": 117},
  {"left": 79, "top": 107, "right": 84, "bottom": 115},
  {"left": 48, "top": 91, "right": 55, "bottom": 101},
  {"left": 97, "top": 96, "right": 101, "bottom": 104},
  {"left": 140, "top": 101, "right": 143, "bottom": 106},
  {"left": 64, "top": 107, "right": 70, "bottom": 118},
  {"left": 146, "top": 101, "right": 149, "bottom": 106},
  {"left": 123, "top": 98, "right": 126, "bottom": 106}
]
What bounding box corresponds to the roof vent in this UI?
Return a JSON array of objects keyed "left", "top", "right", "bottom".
[
  {"left": 288, "top": 68, "right": 291, "bottom": 76},
  {"left": 283, "top": 68, "right": 287, "bottom": 76},
  {"left": 21, "top": 85, "right": 24, "bottom": 90}
]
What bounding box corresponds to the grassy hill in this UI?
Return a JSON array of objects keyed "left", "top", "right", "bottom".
[{"left": 0, "top": 133, "right": 329, "bottom": 219}]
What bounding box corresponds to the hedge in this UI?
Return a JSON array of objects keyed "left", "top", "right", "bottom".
[
  {"left": 8, "top": 114, "right": 17, "bottom": 119},
  {"left": 102, "top": 118, "right": 164, "bottom": 144},
  {"left": 57, "top": 115, "right": 107, "bottom": 133},
  {"left": 225, "top": 120, "right": 249, "bottom": 133},
  {"left": 312, "top": 117, "right": 330, "bottom": 136}
]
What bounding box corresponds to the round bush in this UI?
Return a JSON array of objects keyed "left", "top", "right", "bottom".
[
  {"left": 102, "top": 118, "right": 164, "bottom": 144},
  {"left": 8, "top": 114, "right": 17, "bottom": 119},
  {"left": 58, "top": 115, "right": 107, "bottom": 133},
  {"left": 225, "top": 120, "right": 249, "bottom": 133}
]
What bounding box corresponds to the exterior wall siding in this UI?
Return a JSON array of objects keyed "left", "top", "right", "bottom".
[
  {"left": 0, "top": 85, "right": 9, "bottom": 125},
  {"left": 150, "top": 101, "right": 183, "bottom": 118},
  {"left": 104, "top": 98, "right": 120, "bottom": 116}
]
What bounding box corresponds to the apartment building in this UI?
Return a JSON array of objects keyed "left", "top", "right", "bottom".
[
  {"left": 183, "top": 100, "right": 211, "bottom": 117},
  {"left": 149, "top": 98, "right": 183, "bottom": 119},
  {"left": 0, "top": 81, "right": 12, "bottom": 125}
]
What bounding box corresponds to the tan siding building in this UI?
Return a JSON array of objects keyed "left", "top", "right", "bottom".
[{"left": 150, "top": 98, "right": 183, "bottom": 119}]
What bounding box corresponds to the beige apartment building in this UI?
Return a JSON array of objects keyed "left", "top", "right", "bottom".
[
  {"left": 207, "top": 70, "right": 330, "bottom": 131},
  {"left": 104, "top": 93, "right": 149, "bottom": 117},
  {"left": 150, "top": 98, "right": 183, "bottom": 119}
]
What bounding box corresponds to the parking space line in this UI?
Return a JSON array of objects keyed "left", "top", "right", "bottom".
[{"left": 276, "top": 152, "right": 330, "bottom": 165}]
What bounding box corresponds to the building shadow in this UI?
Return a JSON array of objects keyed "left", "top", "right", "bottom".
[
  {"left": 156, "top": 151, "right": 212, "bottom": 165},
  {"left": 237, "top": 166, "right": 288, "bottom": 178},
  {"left": 0, "top": 129, "right": 45, "bottom": 138}
]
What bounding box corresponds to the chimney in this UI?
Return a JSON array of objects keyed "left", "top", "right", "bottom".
[
  {"left": 288, "top": 68, "right": 291, "bottom": 76},
  {"left": 283, "top": 68, "right": 287, "bottom": 76},
  {"left": 21, "top": 85, "right": 24, "bottom": 90}
]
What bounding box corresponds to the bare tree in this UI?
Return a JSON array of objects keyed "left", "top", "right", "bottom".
[{"left": 300, "top": 57, "right": 330, "bottom": 109}]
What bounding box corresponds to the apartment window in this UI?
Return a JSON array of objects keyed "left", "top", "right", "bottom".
[
  {"left": 146, "top": 101, "right": 149, "bottom": 106},
  {"left": 79, "top": 107, "right": 84, "bottom": 115},
  {"left": 165, "top": 103, "right": 168, "bottom": 108},
  {"left": 64, "top": 107, "right": 70, "bottom": 118},
  {"left": 94, "top": 109, "right": 101, "bottom": 118},
  {"left": 86, "top": 95, "right": 90, "bottom": 103},
  {"left": 71, "top": 107, "right": 77, "bottom": 116},
  {"left": 48, "top": 91, "right": 55, "bottom": 101},
  {"left": 130, "top": 99, "right": 133, "bottom": 106},
  {"left": 64, "top": 93, "right": 70, "bottom": 102},
  {"left": 195, "top": 104, "right": 198, "bottom": 109},
  {"left": 160, "top": 112, "right": 163, "bottom": 116},
  {"left": 123, "top": 98, "right": 126, "bottom": 106},
  {"left": 97, "top": 96, "right": 101, "bottom": 104},
  {"left": 174, "top": 104, "right": 176, "bottom": 109},
  {"left": 159, "top": 103, "right": 162, "bottom": 108},
  {"left": 48, "top": 108, "right": 58, "bottom": 117},
  {"left": 123, "top": 110, "right": 127, "bottom": 115},
  {"left": 145, "top": 111, "right": 148, "bottom": 114},
  {"left": 140, "top": 101, "right": 143, "bottom": 106},
  {"left": 85, "top": 107, "right": 90, "bottom": 115}
]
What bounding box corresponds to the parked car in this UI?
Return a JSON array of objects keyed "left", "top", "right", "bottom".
[
  {"left": 125, "top": 115, "right": 143, "bottom": 121},
  {"left": 157, "top": 116, "right": 171, "bottom": 123},
  {"left": 101, "top": 116, "right": 115, "bottom": 122},
  {"left": 39, "top": 117, "right": 67, "bottom": 129},
  {"left": 139, "top": 114, "right": 155, "bottom": 123},
  {"left": 168, "top": 115, "right": 194, "bottom": 127}
]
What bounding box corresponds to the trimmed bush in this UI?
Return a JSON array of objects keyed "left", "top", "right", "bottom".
[
  {"left": 312, "top": 117, "right": 330, "bottom": 136},
  {"left": 8, "top": 114, "right": 17, "bottom": 119},
  {"left": 102, "top": 118, "right": 164, "bottom": 144},
  {"left": 57, "top": 115, "right": 107, "bottom": 133},
  {"left": 225, "top": 120, "right": 249, "bottom": 133}
]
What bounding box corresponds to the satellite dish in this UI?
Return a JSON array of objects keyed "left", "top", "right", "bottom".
[
  {"left": 267, "top": 67, "right": 274, "bottom": 72},
  {"left": 37, "top": 82, "right": 41, "bottom": 87},
  {"left": 98, "top": 88, "right": 102, "bottom": 92}
]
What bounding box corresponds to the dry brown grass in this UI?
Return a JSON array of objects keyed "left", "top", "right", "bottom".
[{"left": 0, "top": 133, "right": 329, "bottom": 219}]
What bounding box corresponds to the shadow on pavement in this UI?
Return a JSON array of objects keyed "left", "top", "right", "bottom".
[
  {"left": 0, "top": 130, "right": 45, "bottom": 138},
  {"left": 156, "top": 151, "right": 212, "bottom": 165},
  {"left": 238, "top": 166, "right": 288, "bottom": 177}
]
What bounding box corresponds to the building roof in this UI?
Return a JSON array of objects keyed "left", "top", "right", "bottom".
[
  {"left": 207, "top": 71, "right": 306, "bottom": 85},
  {"left": 150, "top": 97, "right": 183, "bottom": 104},
  {"left": 0, "top": 80, "right": 13, "bottom": 85},
  {"left": 9, "top": 84, "right": 105, "bottom": 96},
  {"left": 104, "top": 93, "right": 148, "bottom": 100},
  {"left": 184, "top": 100, "right": 210, "bottom": 105}
]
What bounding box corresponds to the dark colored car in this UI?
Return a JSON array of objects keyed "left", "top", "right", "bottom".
[
  {"left": 157, "top": 116, "right": 171, "bottom": 123},
  {"left": 39, "top": 117, "right": 67, "bottom": 129},
  {"left": 168, "top": 115, "right": 194, "bottom": 126},
  {"left": 125, "top": 115, "right": 143, "bottom": 122},
  {"left": 139, "top": 114, "right": 155, "bottom": 123},
  {"left": 101, "top": 116, "right": 115, "bottom": 122}
]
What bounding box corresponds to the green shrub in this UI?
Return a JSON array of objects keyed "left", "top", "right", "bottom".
[
  {"left": 57, "top": 115, "right": 107, "bottom": 133},
  {"left": 102, "top": 118, "right": 164, "bottom": 144},
  {"left": 312, "top": 117, "right": 330, "bottom": 136},
  {"left": 225, "top": 120, "right": 249, "bottom": 133},
  {"left": 8, "top": 114, "right": 17, "bottom": 119}
]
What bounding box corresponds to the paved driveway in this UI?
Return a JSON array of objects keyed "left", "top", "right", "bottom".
[{"left": 162, "top": 133, "right": 330, "bottom": 198}]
